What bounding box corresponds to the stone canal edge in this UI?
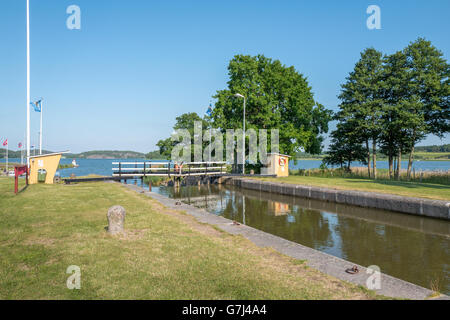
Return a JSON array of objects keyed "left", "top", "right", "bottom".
[
  {"left": 123, "top": 183, "right": 448, "bottom": 300},
  {"left": 222, "top": 177, "right": 450, "bottom": 221}
]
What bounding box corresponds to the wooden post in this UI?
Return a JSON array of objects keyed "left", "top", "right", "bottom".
[
  {"left": 119, "top": 162, "right": 122, "bottom": 178},
  {"left": 149, "top": 181, "right": 152, "bottom": 192},
  {"left": 168, "top": 163, "right": 171, "bottom": 178}
]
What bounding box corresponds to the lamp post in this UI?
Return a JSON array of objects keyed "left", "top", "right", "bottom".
[{"left": 234, "top": 93, "right": 246, "bottom": 175}]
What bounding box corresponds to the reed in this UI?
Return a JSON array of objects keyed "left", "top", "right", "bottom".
[{"left": 290, "top": 167, "right": 450, "bottom": 185}]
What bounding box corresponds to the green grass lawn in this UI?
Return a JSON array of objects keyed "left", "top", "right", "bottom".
[
  {"left": 253, "top": 176, "right": 450, "bottom": 201},
  {"left": 0, "top": 178, "right": 378, "bottom": 300}
]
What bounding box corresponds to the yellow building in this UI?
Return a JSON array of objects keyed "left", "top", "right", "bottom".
[
  {"left": 261, "top": 153, "right": 291, "bottom": 177},
  {"left": 28, "top": 152, "right": 69, "bottom": 184},
  {"left": 268, "top": 200, "right": 290, "bottom": 216}
]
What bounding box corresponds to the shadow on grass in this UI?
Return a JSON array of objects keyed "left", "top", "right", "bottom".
[{"left": 17, "top": 185, "right": 29, "bottom": 194}]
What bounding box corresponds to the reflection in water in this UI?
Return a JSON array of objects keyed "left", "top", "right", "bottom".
[{"left": 155, "top": 184, "right": 450, "bottom": 294}]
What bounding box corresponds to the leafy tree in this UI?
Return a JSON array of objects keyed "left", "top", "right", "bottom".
[
  {"left": 323, "top": 122, "right": 367, "bottom": 171},
  {"left": 337, "top": 48, "right": 384, "bottom": 178},
  {"left": 402, "top": 38, "right": 450, "bottom": 177},
  {"left": 379, "top": 50, "right": 412, "bottom": 179},
  {"left": 156, "top": 138, "right": 174, "bottom": 160},
  {"left": 145, "top": 150, "right": 163, "bottom": 160},
  {"left": 212, "top": 54, "right": 331, "bottom": 159},
  {"left": 156, "top": 112, "right": 209, "bottom": 161}
]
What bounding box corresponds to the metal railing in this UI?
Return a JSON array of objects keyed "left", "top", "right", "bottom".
[{"left": 112, "top": 161, "right": 227, "bottom": 178}]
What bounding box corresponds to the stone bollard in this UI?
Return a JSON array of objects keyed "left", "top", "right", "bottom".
[{"left": 107, "top": 205, "right": 126, "bottom": 235}]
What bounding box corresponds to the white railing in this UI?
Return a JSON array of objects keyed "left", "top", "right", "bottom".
[{"left": 112, "top": 161, "right": 227, "bottom": 177}]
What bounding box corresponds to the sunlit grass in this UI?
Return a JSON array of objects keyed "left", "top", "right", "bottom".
[
  {"left": 254, "top": 174, "right": 450, "bottom": 201},
  {"left": 0, "top": 177, "right": 378, "bottom": 300}
]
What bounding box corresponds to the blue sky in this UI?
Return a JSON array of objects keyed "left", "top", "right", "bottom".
[{"left": 1, "top": 0, "right": 449, "bottom": 153}]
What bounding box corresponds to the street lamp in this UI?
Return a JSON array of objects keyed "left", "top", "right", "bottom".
[{"left": 234, "top": 93, "right": 246, "bottom": 175}]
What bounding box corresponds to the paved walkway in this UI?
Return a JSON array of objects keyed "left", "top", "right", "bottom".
[{"left": 124, "top": 183, "right": 448, "bottom": 300}]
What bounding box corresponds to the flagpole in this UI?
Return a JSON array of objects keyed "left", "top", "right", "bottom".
[
  {"left": 39, "top": 100, "right": 43, "bottom": 155},
  {"left": 26, "top": 0, "right": 31, "bottom": 167}
]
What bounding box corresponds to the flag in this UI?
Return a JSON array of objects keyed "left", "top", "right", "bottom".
[
  {"left": 206, "top": 104, "right": 213, "bottom": 117},
  {"left": 30, "top": 100, "right": 42, "bottom": 112},
  {"left": 18, "top": 142, "right": 23, "bottom": 149},
  {"left": 2, "top": 139, "right": 7, "bottom": 147}
]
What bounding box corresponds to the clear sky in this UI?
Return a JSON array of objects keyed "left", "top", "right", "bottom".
[{"left": 1, "top": 0, "right": 449, "bottom": 153}]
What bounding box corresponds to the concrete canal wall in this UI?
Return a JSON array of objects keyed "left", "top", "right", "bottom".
[
  {"left": 221, "top": 177, "right": 450, "bottom": 221},
  {"left": 123, "top": 183, "right": 444, "bottom": 300}
]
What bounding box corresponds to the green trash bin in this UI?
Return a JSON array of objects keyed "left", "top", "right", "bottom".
[{"left": 38, "top": 169, "right": 47, "bottom": 183}]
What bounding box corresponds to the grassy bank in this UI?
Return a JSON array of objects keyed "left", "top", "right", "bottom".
[
  {"left": 290, "top": 167, "right": 450, "bottom": 185},
  {"left": 0, "top": 178, "right": 378, "bottom": 300},
  {"left": 254, "top": 174, "right": 450, "bottom": 201}
]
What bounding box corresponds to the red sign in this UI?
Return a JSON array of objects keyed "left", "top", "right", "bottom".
[{"left": 14, "top": 166, "right": 28, "bottom": 194}]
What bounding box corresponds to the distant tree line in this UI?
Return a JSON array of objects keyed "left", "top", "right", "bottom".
[
  {"left": 414, "top": 144, "right": 450, "bottom": 153},
  {"left": 324, "top": 38, "right": 449, "bottom": 180}
]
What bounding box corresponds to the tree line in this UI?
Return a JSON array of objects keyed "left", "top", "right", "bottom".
[
  {"left": 324, "top": 38, "right": 449, "bottom": 179},
  {"left": 414, "top": 144, "right": 450, "bottom": 153}
]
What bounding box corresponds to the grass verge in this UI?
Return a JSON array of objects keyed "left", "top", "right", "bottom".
[
  {"left": 0, "top": 178, "right": 381, "bottom": 299},
  {"left": 252, "top": 175, "right": 450, "bottom": 201}
]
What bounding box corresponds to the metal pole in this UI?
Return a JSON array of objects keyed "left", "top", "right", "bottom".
[
  {"left": 26, "top": 0, "right": 31, "bottom": 167},
  {"left": 39, "top": 100, "right": 43, "bottom": 154},
  {"left": 6, "top": 142, "right": 8, "bottom": 173},
  {"left": 242, "top": 97, "right": 246, "bottom": 175}
]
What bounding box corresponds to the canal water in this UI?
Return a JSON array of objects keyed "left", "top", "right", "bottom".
[{"left": 154, "top": 184, "right": 450, "bottom": 295}]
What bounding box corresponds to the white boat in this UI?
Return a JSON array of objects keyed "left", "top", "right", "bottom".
[{"left": 72, "top": 159, "right": 79, "bottom": 168}]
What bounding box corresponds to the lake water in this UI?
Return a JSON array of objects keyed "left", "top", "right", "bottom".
[
  {"left": 2, "top": 158, "right": 450, "bottom": 176},
  {"left": 154, "top": 184, "right": 450, "bottom": 295},
  {"left": 291, "top": 160, "right": 450, "bottom": 171}
]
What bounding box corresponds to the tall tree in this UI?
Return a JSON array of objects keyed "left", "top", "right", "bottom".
[
  {"left": 403, "top": 38, "right": 450, "bottom": 178},
  {"left": 379, "top": 51, "right": 411, "bottom": 179},
  {"left": 338, "top": 48, "right": 384, "bottom": 178},
  {"left": 212, "top": 54, "right": 331, "bottom": 158},
  {"left": 323, "top": 122, "right": 367, "bottom": 171},
  {"left": 156, "top": 112, "right": 209, "bottom": 161}
]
